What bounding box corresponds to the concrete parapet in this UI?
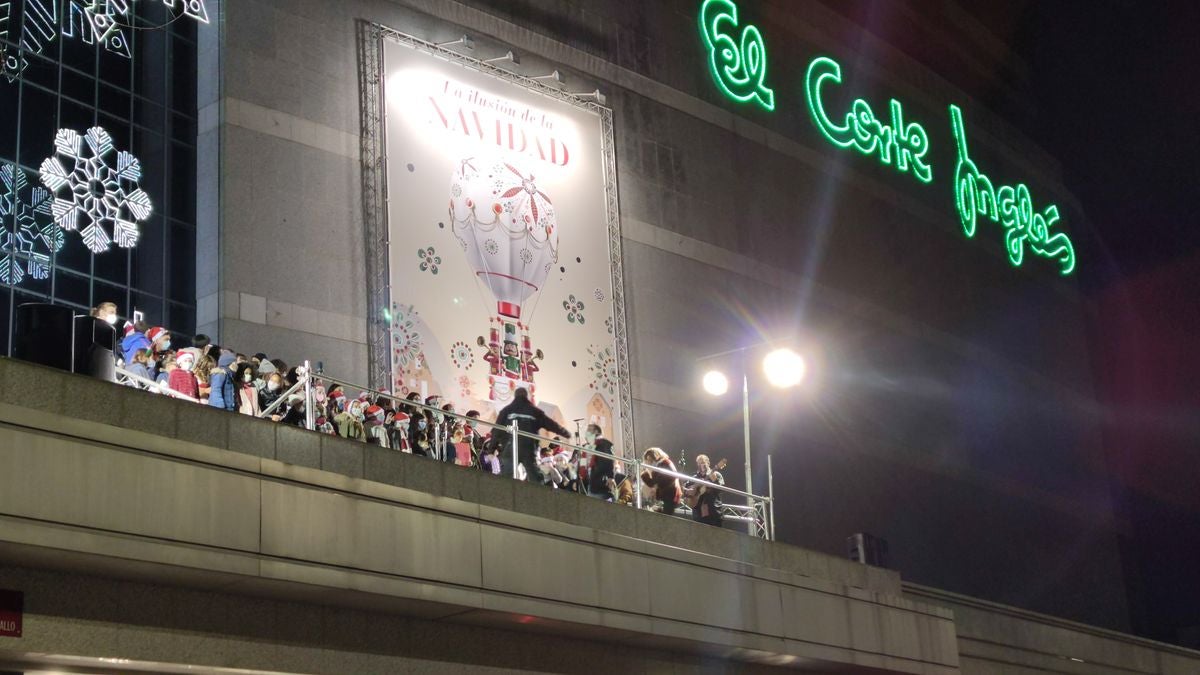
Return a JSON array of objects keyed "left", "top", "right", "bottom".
[{"left": 0, "top": 357, "right": 953, "bottom": 673}]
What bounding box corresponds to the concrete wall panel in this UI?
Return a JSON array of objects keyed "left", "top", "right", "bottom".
[
  {"left": 0, "top": 427, "right": 260, "bottom": 552},
  {"left": 260, "top": 480, "right": 484, "bottom": 589}
]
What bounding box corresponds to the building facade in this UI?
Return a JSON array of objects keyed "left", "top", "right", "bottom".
[
  {"left": 199, "top": 0, "right": 1125, "bottom": 631},
  {"left": 0, "top": 0, "right": 204, "bottom": 348},
  {"left": 0, "top": 0, "right": 1183, "bottom": 670}
]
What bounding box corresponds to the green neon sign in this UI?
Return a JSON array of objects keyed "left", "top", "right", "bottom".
[
  {"left": 950, "top": 105, "right": 1075, "bottom": 275},
  {"left": 695, "top": 0, "right": 1078, "bottom": 275},
  {"left": 698, "top": 0, "right": 775, "bottom": 111},
  {"left": 805, "top": 56, "right": 933, "bottom": 184}
]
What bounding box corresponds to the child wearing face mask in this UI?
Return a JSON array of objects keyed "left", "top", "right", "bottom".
[
  {"left": 234, "top": 363, "right": 260, "bottom": 416},
  {"left": 125, "top": 347, "right": 154, "bottom": 384},
  {"left": 259, "top": 372, "right": 285, "bottom": 420}
]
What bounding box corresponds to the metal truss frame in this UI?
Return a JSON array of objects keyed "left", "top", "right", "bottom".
[
  {"left": 356, "top": 20, "right": 391, "bottom": 391},
  {"left": 355, "top": 20, "right": 637, "bottom": 458}
]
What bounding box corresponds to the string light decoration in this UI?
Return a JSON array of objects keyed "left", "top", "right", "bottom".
[
  {"left": 698, "top": 0, "right": 774, "bottom": 111},
  {"left": 1, "top": 0, "right": 210, "bottom": 82},
  {"left": 39, "top": 126, "right": 153, "bottom": 254},
  {"left": 950, "top": 105, "right": 1075, "bottom": 275},
  {"left": 804, "top": 56, "right": 933, "bottom": 184},
  {"left": 0, "top": 163, "right": 62, "bottom": 284}
]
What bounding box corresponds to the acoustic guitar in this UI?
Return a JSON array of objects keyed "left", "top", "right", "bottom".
[{"left": 683, "top": 458, "right": 727, "bottom": 509}]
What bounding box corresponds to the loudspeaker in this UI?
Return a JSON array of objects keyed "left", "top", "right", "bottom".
[
  {"left": 73, "top": 315, "right": 117, "bottom": 382},
  {"left": 13, "top": 302, "right": 74, "bottom": 371}
]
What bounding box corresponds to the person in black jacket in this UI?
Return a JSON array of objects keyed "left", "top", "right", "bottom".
[
  {"left": 494, "top": 387, "right": 570, "bottom": 483},
  {"left": 585, "top": 424, "right": 617, "bottom": 499}
]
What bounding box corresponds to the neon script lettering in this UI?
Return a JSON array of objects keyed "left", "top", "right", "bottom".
[
  {"left": 699, "top": 0, "right": 774, "bottom": 111},
  {"left": 694, "top": 0, "right": 1079, "bottom": 275},
  {"left": 805, "top": 56, "right": 932, "bottom": 184},
  {"left": 949, "top": 105, "right": 1074, "bottom": 275}
]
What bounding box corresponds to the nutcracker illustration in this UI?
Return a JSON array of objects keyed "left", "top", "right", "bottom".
[{"left": 453, "top": 157, "right": 558, "bottom": 403}]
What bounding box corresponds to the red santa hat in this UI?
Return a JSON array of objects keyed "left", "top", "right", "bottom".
[
  {"left": 175, "top": 351, "right": 195, "bottom": 370},
  {"left": 146, "top": 326, "right": 166, "bottom": 344},
  {"left": 122, "top": 321, "right": 135, "bottom": 337},
  {"left": 365, "top": 404, "right": 385, "bottom": 427},
  {"left": 329, "top": 388, "right": 346, "bottom": 410},
  {"left": 392, "top": 412, "right": 410, "bottom": 427}
]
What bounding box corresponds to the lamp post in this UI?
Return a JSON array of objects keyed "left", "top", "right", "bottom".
[{"left": 700, "top": 343, "right": 806, "bottom": 532}]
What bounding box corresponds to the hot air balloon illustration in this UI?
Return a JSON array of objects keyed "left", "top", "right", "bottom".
[{"left": 450, "top": 158, "right": 559, "bottom": 403}]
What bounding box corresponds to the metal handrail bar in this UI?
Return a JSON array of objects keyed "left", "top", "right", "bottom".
[
  {"left": 632, "top": 457, "right": 766, "bottom": 504},
  {"left": 258, "top": 379, "right": 305, "bottom": 418},
  {"left": 311, "top": 372, "right": 767, "bottom": 505},
  {"left": 306, "top": 373, "right": 768, "bottom": 536},
  {"left": 311, "top": 373, "right": 517, "bottom": 434},
  {"left": 114, "top": 366, "right": 200, "bottom": 403}
]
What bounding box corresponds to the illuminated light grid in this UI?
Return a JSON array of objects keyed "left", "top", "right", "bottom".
[
  {"left": 804, "top": 56, "right": 933, "bottom": 184},
  {"left": 0, "top": 2, "right": 16, "bottom": 77},
  {"left": 65, "top": 0, "right": 132, "bottom": 59},
  {"left": 1, "top": 0, "right": 55, "bottom": 82},
  {"left": 950, "top": 105, "right": 1075, "bottom": 275},
  {"left": 1, "top": 0, "right": 210, "bottom": 82},
  {"left": 699, "top": 0, "right": 775, "bottom": 111},
  {"left": 0, "top": 162, "right": 61, "bottom": 284},
  {"left": 39, "top": 126, "right": 153, "bottom": 254}
]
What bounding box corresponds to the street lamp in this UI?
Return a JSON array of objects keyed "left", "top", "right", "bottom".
[
  {"left": 763, "top": 347, "right": 806, "bottom": 388},
  {"left": 702, "top": 370, "right": 730, "bottom": 396},
  {"left": 699, "top": 343, "right": 807, "bottom": 502}
]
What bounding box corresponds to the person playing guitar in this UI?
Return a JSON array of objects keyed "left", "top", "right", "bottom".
[{"left": 684, "top": 455, "right": 726, "bottom": 526}]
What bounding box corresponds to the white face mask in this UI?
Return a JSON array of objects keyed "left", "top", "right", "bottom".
[
  {"left": 243, "top": 373, "right": 252, "bottom": 382},
  {"left": 434, "top": 412, "right": 444, "bottom": 423},
  {"left": 585, "top": 432, "right": 597, "bottom": 444},
  {"left": 267, "top": 381, "right": 280, "bottom": 392},
  {"left": 103, "top": 314, "right": 117, "bottom": 325}
]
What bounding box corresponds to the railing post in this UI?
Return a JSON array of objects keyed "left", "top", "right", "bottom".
[
  {"left": 768, "top": 453, "right": 776, "bottom": 541},
  {"left": 303, "top": 360, "right": 315, "bottom": 431},
  {"left": 633, "top": 454, "right": 643, "bottom": 510},
  {"left": 510, "top": 421, "right": 519, "bottom": 480}
]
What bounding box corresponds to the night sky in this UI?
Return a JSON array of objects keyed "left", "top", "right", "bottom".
[
  {"left": 1010, "top": 1, "right": 1200, "bottom": 647},
  {"left": 828, "top": 0, "right": 1200, "bottom": 647}
]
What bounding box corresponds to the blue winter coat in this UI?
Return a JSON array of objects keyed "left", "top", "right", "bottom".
[
  {"left": 208, "top": 353, "right": 238, "bottom": 410},
  {"left": 121, "top": 332, "right": 151, "bottom": 363},
  {"left": 208, "top": 369, "right": 236, "bottom": 410}
]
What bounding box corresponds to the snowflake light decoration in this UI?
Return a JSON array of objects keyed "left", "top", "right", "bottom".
[
  {"left": 0, "top": 163, "right": 61, "bottom": 284},
  {"left": 457, "top": 374, "right": 472, "bottom": 398},
  {"left": 588, "top": 344, "right": 617, "bottom": 397},
  {"left": 3, "top": 1, "right": 210, "bottom": 83},
  {"left": 39, "top": 127, "right": 152, "bottom": 254}
]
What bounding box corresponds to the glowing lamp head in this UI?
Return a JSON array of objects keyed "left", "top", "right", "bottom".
[
  {"left": 763, "top": 348, "right": 806, "bottom": 388},
  {"left": 702, "top": 370, "right": 730, "bottom": 396}
]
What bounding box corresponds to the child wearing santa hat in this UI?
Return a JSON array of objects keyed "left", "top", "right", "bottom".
[{"left": 168, "top": 351, "right": 200, "bottom": 400}]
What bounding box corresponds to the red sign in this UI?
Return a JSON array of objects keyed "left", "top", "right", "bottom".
[{"left": 0, "top": 590, "right": 22, "bottom": 638}]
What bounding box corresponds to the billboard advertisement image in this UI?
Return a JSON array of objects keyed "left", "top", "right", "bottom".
[{"left": 382, "top": 39, "right": 626, "bottom": 449}]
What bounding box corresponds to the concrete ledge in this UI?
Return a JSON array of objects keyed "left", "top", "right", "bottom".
[{"left": 0, "top": 356, "right": 897, "bottom": 595}]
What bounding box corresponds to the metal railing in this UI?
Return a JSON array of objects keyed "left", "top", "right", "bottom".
[
  {"left": 114, "top": 365, "right": 200, "bottom": 403},
  {"left": 114, "top": 358, "right": 777, "bottom": 540},
  {"left": 291, "top": 364, "right": 775, "bottom": 539}
]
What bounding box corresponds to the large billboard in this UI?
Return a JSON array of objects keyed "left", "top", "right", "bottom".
[{"left": 381, "top": 37, "right": 626, "bottom": 449}]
